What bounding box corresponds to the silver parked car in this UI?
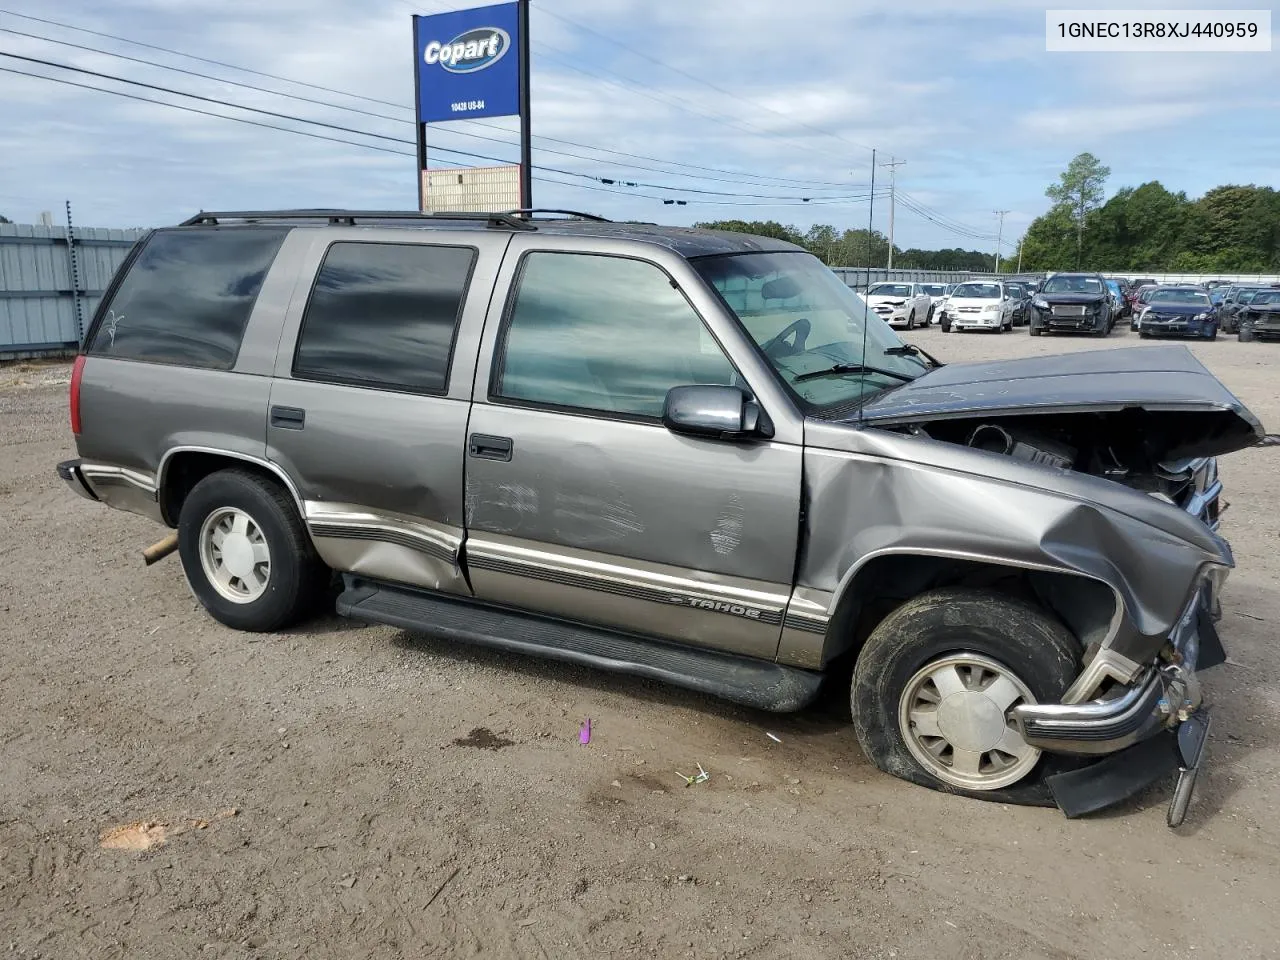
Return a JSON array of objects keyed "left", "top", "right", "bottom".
[{"left": 59, "top": 209, "right": 1265, "bottom": 825}]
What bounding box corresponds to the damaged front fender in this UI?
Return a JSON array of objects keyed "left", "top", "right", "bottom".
[{"left": 793, "top": 421, "right": 1233, "bottom": 676}]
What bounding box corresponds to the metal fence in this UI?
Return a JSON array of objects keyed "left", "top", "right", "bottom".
[
  {"left": 0, "top": 223, "right": 147, "bottom": 358},
  {"left": 832, "top": 267, "right": 985, "bottom": 289}
]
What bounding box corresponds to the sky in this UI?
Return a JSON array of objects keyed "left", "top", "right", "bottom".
[{"left": 0, "top": 0, "right": 1277, "bottom": 256}]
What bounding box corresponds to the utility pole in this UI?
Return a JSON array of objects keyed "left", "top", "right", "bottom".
[
  {"left": 993, "top": 209, "right": 1009, "bottom": 273},
  {"left": 1015, "top": 236, "right": 1024, "bottom": 273},
  {"left": 880, "top": 156, "right": 905, "bottom": 269}
]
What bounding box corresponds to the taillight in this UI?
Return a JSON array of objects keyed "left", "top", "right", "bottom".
[{"left": 69, "top": 354, "right": 86, "bottom": 435}]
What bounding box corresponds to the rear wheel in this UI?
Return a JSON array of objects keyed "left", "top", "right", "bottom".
[
  {"left": 852, "top": 588, "right": 1079, "bottom": 803},
  {"left": 178, "top": 468, "right": 329, "bottom": 632}
]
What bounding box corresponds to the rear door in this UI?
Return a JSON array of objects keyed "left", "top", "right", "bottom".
[
  {"left": 266, "top": 229, "right": 508, "bottom": 596},
  {"left": 462, "top": 236, "right": 804, "bottom": 660}
]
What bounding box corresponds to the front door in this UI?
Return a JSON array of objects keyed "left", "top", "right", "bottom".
[{"left": 463, "top": 247, "right": 802, "bottom": 660}]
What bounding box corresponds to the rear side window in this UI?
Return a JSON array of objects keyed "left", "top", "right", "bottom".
[
  {"left": 87, "top": 228, "right": 288, "bottom": 369},
  {"left": 293, "top": 241, "right": 475, "bottom": 394}
]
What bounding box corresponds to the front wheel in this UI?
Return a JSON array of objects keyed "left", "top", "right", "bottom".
[
  {"left": 907, "top": 310, "right": 916, "bottom": 330},
  {"left": 852, "top": 588, "right": 1079, "bottom": 803},
  {"left": 178, "top": 468, "right": 330, "bottom": 632},
  {"left": 1029, "top": 326, "right": 1042, "bottom": 337}
]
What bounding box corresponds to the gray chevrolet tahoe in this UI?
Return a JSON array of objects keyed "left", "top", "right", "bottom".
[{"left": 58, "top": 209, "right": 1266, "bottom": 825}]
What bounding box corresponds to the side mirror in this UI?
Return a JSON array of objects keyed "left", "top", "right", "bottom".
[{"left": 662, "top": 385, "right": 772, "bottom": 442}]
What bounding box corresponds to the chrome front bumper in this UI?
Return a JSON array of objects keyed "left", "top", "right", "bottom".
[{"left": 1012, "top": 577, "right": 1219, "bottom": 755}]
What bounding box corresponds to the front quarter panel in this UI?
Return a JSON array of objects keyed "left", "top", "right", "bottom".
[{"left": 792, "top": 420, "right": 1231, "bottom": 668}]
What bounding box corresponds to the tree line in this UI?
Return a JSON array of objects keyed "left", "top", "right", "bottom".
[
  {"left": 1020, "top": 152, "right": 1280, "bottom": 273},
  {"left": 692, "top": 219, "right": 995, "bottom": 271},
  {"left": 698, "top": 153, "right": 1279, "bottom": 274}
]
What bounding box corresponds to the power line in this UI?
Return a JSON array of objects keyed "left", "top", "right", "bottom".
[
  {"left": 3, "top": 24, "right": 866, "bottom": 195},
  {"left": 0, "top": 64, "right": 417, "bottom": 158},
  {"left": 540, "top": 7, "right": 881, "bottom": 158},
  {"left": 3, "top": 63, "right": 883, "bottom": 210},
  {"left": 2, "top": 50, "right": 880, "bottom": 203},
  {"left": 0, "top": 7, "right": 409, "bottom": 110},
  {"left": 0, "top": 7, "right": 867, "bottom": 193}
]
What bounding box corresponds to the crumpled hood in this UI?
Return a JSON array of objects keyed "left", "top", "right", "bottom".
[
  {"left": 858, "top": 345, "right": 1263, "bottom": 457},
  {"left": 1142, "top": 302, "right": 1212, "bottom": 317}
]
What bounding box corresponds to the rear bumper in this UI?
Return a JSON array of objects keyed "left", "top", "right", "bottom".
[{"left": 57, "top": 459, "right": 99, "bottom": 502}]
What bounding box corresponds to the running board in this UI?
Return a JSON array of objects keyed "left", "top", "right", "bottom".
[{"left": 335, "top": 576, "right": 823, "bottom": 713}]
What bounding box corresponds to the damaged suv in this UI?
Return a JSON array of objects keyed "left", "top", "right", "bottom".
[{"left": 58, "top": 211, "right": 1264, "bottom": 825}]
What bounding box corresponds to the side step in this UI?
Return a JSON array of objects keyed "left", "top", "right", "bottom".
[{"left": 335, "top": 576, "right": 824, "bottom": 713}]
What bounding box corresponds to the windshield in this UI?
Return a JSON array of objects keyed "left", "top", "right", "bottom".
[
  {"left": 694, "top": 252, "right": 925, "bottom": 410},
  {"left": 951, "top": 282, "right": 1001, "bottom": 299},
  {"left": 1150, "top": 289, "right": 1211, "bottom": 305},
  {"left": 1042, "top": 276, "right": 1104, "bottom": 294},
  {"left": 1239, "top": 290, "right": 1260, "bottom": 303},
  {"left": 867, "top": 283, "right": 913, "bottom": 298},
  {"left": 1251, "top": 291, "right": 1278, "bottom": 304},
  {"left": 921, "top": 284, "right": 947, "bottom": 296}
]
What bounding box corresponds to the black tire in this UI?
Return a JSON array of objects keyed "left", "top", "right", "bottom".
[
  {"left": 907, "top": 310, "right": 916, "bottom": 330},
  {"left": 1029, "top": 326, "right": 1042, "bottom": 337},
  {"left": 1139, "top": 330, "right": 1150, "bottom": 339},
  {"left": 851, "top": 588, "right": 1080, "bottom": 806},
  {"left": 178, "top": 468, "right": 329, "bottom": 632}
]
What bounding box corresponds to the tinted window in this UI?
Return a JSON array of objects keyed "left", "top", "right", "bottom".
[
  {"left": 87, "top": 228, "right": 287, "bottom": 369},
  {"left": 496, "top": 253, "right": 736, "bottom": 418},
  {"left": 294, "top": 242, "right": 475, "bottom": 394}
]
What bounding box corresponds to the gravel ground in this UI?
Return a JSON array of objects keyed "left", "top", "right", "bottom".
[{"left": 2, "top": 330, "right": 1278, "bottom": 960}]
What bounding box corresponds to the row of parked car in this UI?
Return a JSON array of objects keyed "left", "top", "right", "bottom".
[{"left": 863, "top": 274, "right": 1280, "bottom": 341}]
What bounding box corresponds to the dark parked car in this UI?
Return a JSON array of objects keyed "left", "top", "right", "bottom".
[
  {"left": 1004, "top": 281, "right": 1033, "bottom": 325},
  {"left": 1030, "top": 273, "right": 1114, "bottom": 336},
  {"left": 1129, "top": 284, "right": 1161, "bottom": 330},
  {"left": 1237, "top": 289, "right": 1280, "bottom": 341},
  {"left": 1219, "top": 286, "right": 1272, "bottom": 334},
  {"left": 1136, "top": 287, "right": 1219, "bottom": 340}
]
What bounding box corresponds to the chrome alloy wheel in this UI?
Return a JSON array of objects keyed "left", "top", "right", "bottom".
[
  {"left": 898, "top": 653, "right": 1041, "bottom": 790},
  {"left": 198, "top": 507, "right": 271, "bottom": 604}
]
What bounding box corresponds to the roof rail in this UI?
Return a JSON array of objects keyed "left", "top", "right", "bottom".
[
  {"left": 178, "top": 209, "right": 537, "bottom": 231},
  {"left": 502, "top": 208, "right": 611, "bottom": 223}
]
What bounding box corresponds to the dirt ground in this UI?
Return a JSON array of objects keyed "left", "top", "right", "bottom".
[{"left": 2, "top": 329, "right": 1278, "bottom": 960}]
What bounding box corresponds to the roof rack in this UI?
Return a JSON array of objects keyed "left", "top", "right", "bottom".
[
  {"left": 179, "top": 209, "right": 538, "bottom": 231},
  {"left": 502, "top": 208, "right": 611, "bottom": 223}
]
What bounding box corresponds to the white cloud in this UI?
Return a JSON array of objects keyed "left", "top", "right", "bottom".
[{"left": 0, "top": 0, "right": 1275, "bottom": 250}]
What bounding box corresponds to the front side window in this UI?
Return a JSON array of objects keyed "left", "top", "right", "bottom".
[
  {"left": 495, "top": 253, "right": 736, "bottom": 418},
  {"left": 293, "top": 242, "right": 475, "bottom": 394},
  {"left": 87, "top": 227, "right": 288, "bottom": 369},
  {"left": 694, "top": 251, "right": 925, "bottom": 412}
]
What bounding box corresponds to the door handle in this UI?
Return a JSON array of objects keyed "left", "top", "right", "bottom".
[
  {"left": 270, "top": 405, "right": 306, "bottom": 430},
  {"left": 468, "top": 433, "right": 513, "bottom": 462}
]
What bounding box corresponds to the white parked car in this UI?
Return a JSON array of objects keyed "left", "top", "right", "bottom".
[
  {"left": 942, "top": 280, "right": 1016, "bottom": 333},
  {"left": 920, "top": 283, "right": 949, "bottom": 323},
  {"left": 865, "top": 282, "right": 933, "bottom": 329}
]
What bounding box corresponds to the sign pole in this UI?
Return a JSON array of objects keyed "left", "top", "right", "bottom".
[
  {"left": 412, "top": 15, "right": 427, "bottom": 211},
  {"left": 518, "top": 0, "right": 532, "bottom": 211}
]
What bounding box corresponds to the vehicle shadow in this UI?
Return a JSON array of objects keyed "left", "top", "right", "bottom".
[{"left": 385, "top": 626, "right": 856, "bottom": 742}]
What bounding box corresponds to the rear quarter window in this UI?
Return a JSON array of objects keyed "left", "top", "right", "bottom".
[{"left": 86, "top": 227, "right": 289, "bottom": 369}]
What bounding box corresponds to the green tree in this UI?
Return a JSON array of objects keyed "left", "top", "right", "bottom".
[
  {"left": 1044, "top": 152, "right": 1111, "bottom": 268},
  {"left": 0, "top": 214, "right": 10, "bottom": 224}
]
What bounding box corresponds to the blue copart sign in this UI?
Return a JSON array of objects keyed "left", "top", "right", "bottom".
[{"left": 414, "top": 3, "right": 521, "bottom": 124}]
